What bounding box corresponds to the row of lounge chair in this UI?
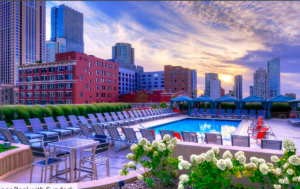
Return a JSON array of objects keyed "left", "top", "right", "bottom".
[
  {"left": 288, "top": 112, "right": 300, "bottom": 125},
  {"left": 190, "top": 108, "right": 265, "bottom": 119}
]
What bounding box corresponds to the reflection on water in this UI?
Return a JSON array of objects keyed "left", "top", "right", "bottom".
[{"left": 153, "top": 119, "right": 240, "bottom": 140}]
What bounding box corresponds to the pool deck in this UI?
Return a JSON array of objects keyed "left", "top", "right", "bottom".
[{"left": 1, "top": 115, "right": 299, "bottom": 184}]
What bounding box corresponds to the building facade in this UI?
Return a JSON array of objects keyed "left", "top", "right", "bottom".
[
  {"left": 164, "top": 65, "right": 196, "bottom": 98},
  {"left": 210, "top": 79, "right": 221, "bottom": 99},
  {"left": 253, "top": 68, "right": 268, "bottom": 100},
  {"left": 0, "top": 1, "right": 46, "bottom": 86},
  {"left": 18, "top": 52, "right": 119, "bottom": 105},
  {"left": 192, "top": 70, "right": 197, "bottom": 99},
  {"left": 234, "top": 75, "right": 243, "bottom": 100},
  {"left": 137, "top": 71, "right": 164, "bottom": 91},
  {"left": 204, "top": 73, "right": 218, "bottom": 97},
  {"left": 46, "top": 38, "right": 66, "bottom": 62},
  {"left": 51, "top": 4, "right": 84, "bottom": 53},
  {"left": 112, "top": 43, "right": 134, "bottom": 65},
  {"left": 250, "top": 86, "right": 254, "bottom": 96},
  {"left": 221, "top": 87, "right": 225, "bottom": 97},
  {"left": 0, "top": 84, "right": 18, "bottom": 105},
  {"left": 268, "top": 58, "right": 280, "bottom": 99},
  {"left": 285, "top": 93, "right": 296, "bottom": 100}
]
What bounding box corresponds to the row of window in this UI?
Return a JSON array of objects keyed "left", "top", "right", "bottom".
[
  {"left": 79, "top": 76, "right": 117, "bottom": 84},
  {"left": 20, "top": 91, "right": 72, "bottom": 98},
  {"left": 20, "top": 100, "right": 71, "bottom": 105},
  {"left": 88, "top": 61, "right": 117, "bottom": 70},
  {"left": 138, "top": 74, "right": 164, "bottom": 77},
  {"left": 20, "top": 74, "right": 72, "bottom": 82},
  {"left": 79, "top": 92, "right": 116, "bottom": 98},
  {"left": 20, "top": 83, "right": 73, "bottom": 90},
  {"left": 170, "top": 84, "right": 185, "bottom": 87},
  {"left": 84, "top": 68, "right": 116, "bottom": 77},
  {"left": 119, "top": 72, "right": 135, "bottom": 78},
  {"left": 20, "top": 66, "right": 72, "bottom": 74}
]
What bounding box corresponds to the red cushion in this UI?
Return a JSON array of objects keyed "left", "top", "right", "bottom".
[{"left": 174, "top": 132, "right": 182, "bottom": 140}]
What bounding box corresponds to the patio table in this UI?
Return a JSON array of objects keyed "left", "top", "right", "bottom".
[{"left": 48, "top": 138, "right": 99, "bottom": 183}]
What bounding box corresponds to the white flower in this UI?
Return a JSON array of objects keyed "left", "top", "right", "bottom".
[
  {"left": 170, "top": 138, "right": 178, "bottom": 146},
  {"left": 179, "top": 174, "right": 189, "bottom": 182},
  {"left": 250, "top": 157, "right": 259, "bottom": 165},
  {"left": 158, "top": 143, "right": 166, "bottom": 152},
  {"left": 138, "top": 138, "right": 148, "bottom": 146},
  {"left": 234, "top": 151, "right": 245, "bottom": 158},
  {"left": 237, "top": 155, "right": 246, "bottom": 164},
  {"left": 267, "top": 163, "right": 273, "bottom": 169},
  {"left": 225, "top": 159, "right": 233, "bottom": 169},
  {"left": 289, "top": 155, "right": 300, "bottom": 166},
  {"left": 178, "top": 160, "right": 191, "bottom": 170},
  {"left": 258, "top": 158, "right": 266, "bottom": 164},
  {"left": 213, "top": 157, "right": 218, "bottom": 165},
  {"left": 245, "top": 162, "right": 256, "bottom": 169},
  {"left": 128, "top": 161, "right": 135, "bottom": 168},
  {"left": 259, "top": 163, "right": 269, "bottom": 175},
  {"left": 168, "top": 144, "right": 174, "bottom": 151},
  {"left": 123, "top": 163, "right": 128, "bottom": 169},
  {"left": 283, "top": 139, "right": 295, "bottom": 152},
  {"left": 274, "top": 184, "right": 281, "bottom": 189},
  {"left": 287, "top": 168, "right": 294, "bottom": 175},
  {"left": 163, "top": 134, "right": 170, "bottom": 141},
  {"left": 137, "top": 174, "right": 143, "bottom": 180},
  {"left": 178, "top": 155, "right": 183, "bottom": 160},
  {"left": 190, "top": 154, "right": 196, "bottom": 163},
  {"left": 195, "top": 155, "right": 205, "bottom": 164},
  {"left": 143, "top": 145, "right": 153, "bottom": 152},
  {"left": 293, "top": 177, "right": 299, "bottom": 182},
  {"left": 126, "top": 153, "right": 134, "bottom": 160},
  {"left": 130, "top": 144, "right": 137, "bottom": 151},
  {"left": 283, "top": 163, "right": 289, "bottom": 169},
  {"left": 152, "top": 140, "right": 159, "bottom": 148},
  {"left": 222, "top": 150, "right": 233, "bottom": 159},
  {"left": 279, "top": 179, "right": 284, "bottom": 184},
  {"left": 284, "top": 177, "right": 289, "bottom": 184},
  {"left": 269, "top": 169, "right": 277, "bottom": 175},
  {"left": 276, "top": 168, "right": 282, "bottom": 175},
  {"left": 118, "top": 169, "right": 124, "bottom": 176},
  {"left": 178, "top": 184, "right": 184, "bottom": 189},
  {"left": 271, "top": 155, "right": 279, "bottom": 163},
  {"left": 216, "top": 159, "right": 227, "bottom": 171},
  {"left": 204, "top": 150, "right": 215, "bottom": 162},
  {"left": 212, "top": 147, "right": 219, "bottom": 154}
]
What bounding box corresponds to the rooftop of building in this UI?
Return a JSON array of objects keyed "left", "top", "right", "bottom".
[{"left": 18, "top": 61, "right": 76, "bottom": 69}]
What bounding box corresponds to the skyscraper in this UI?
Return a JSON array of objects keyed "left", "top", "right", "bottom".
[
  {"left": 285, "top": 93, "right": 296, "bottom": 99},
  {"left": 253, "top": 68, "right": 268, "bottom": 100},
  {"left": 112, "top": 43, "right": 135, "bottom": 65},
  {"left": 46, "top": 38, "right": 66, "bottom": 62},
  {"left": 234, "top": 75, "right": 243, "bottom": 100},
  {"left": 205, "top": 73, "right": 218, "bottom": 97},
  {"left": 268, "top": 58, "right": 280, "bottom": 99},
  {"left": 250, "top": 86, "right": 254, "bottom": 96},
  {"left": 51, "top": 4, "right": 84, "bottom": 53},
  {"left": 210, "top": 79, "right": 221, "bottom": 99},
  {"left": 0, "top": 1, "right": 46, "bottom": 85}
]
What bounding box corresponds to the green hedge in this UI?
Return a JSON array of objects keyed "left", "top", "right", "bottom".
[{"left": 0, "top": 103, "right": 131, "bottom": 125}]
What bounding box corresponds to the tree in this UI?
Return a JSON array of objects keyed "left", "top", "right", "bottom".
[
  {"left": 36, "top": 60, "right": 43, "bottom": 63},
  {"left": 135, "top": 91, "right": 148, "bottom": 103},
  {"left": 231, "top": 94, "right": 235, "bottom": 97}
]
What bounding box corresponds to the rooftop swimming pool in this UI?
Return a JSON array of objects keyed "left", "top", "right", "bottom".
[{"left": 150, "top": 118, "right": 241, "bottom": 140}]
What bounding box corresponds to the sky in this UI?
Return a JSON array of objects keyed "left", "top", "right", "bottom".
[{"left": 46, "top": 1, "right": 300, "bottom": 98}]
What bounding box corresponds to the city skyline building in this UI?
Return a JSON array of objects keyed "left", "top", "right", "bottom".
[
  {"left": 253, "top": 68, "right": 269, "bottom": 100},
  {"left": 234, "top": 75, "right": 243, "bottom": 100},
  {"left": 192, "top": 70, "right": 197, "bottom": 99},
  {"left": 51, "top": 4, "right": 84, "bottom": 53},
  {"left": 46, "top": 38, "right": 66, "bottom": 62},
  {"left": 268, "top": 57, "right": 280, "bottom": 99},
  {"left": 250, "top": 86, "right": 254, "bottom": 96},
  {"left": 137, "top": 71, "right": 165, "bottom": 91},
  {"left": 112, "top": 43, "right": 135, "bottom": 65},
  {"left": 204, "top": 73, "right": 218, "bottom": 97},
  {"left": 285, "top": 93, "right": 296, "bottom": 100},
  {"left": 221, "top": 87, "right": 225, "bottom": 97},
  {"left": 210, "top": 79, "right": 221, "bottom": 99},
  {"left": 0, "top": 1, "right": 46, "bottom": 86}
]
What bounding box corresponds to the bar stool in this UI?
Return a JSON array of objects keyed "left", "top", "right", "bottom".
[{"left": 78, "top": 143, "right": 110, "bottom": 181}]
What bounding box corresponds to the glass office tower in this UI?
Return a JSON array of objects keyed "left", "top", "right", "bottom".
[
  {"left": 51, "top": 4, "right": 84, "bottom": 53},
  {"left": 268, "top": 58, "right": 280, "bottom": 99}
]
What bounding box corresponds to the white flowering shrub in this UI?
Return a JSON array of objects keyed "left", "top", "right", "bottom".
[{"left": 119, "top": 135, "right": 180, "bottom": 188}]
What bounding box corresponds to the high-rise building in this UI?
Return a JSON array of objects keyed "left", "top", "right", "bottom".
[
  {"left": 112, "top": 43, "right": 135, "bottom": 65},
  {"left": 205, "top": 73, "right": 218, "bottom": 97},
  {"left": 46, "top": 38, "right": 66, "bottom": 62},
  {"left": 137, "top": 71, "right": 165, "bottom": 91},
  {"left": 192, "top": 70, "right": 197, "bottom": 99},
  {"left": 51, "top": 4, "right": 84, "bottom": 53},
  {"left": 250, "top": 86, "right": 254, "bottom": 96},
  {"left": 253, "top": 68, "right": 268, "bottom": 100},
  {"left": 228, "top": 90, "right": 234, "bottom": 96},
  {"left": 164, "top": 65, "right": 197, "bottom": 98},
  {"left": 0, "top": 1, "right": 46, "bottom": 85},
  {"left": 268, "top": 58, "right": 280, "bottom": 99},
  {"left": 210, "top": 80, "right": 221, "bottom": 99},
  {"left": 221, "top": 87, "right": 225, "bottom": 97},
  {"left": 285, "top": 93, "right": 296, "bottom": 100},
  {"left": 234, "top": 75, "right": 243, "bottom": 100}
]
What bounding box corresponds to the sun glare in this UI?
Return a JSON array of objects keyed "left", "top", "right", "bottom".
[{"left": 219, "top": 75, "right": 232, "bottom": 82}]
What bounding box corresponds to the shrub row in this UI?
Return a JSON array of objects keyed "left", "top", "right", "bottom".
[{"left": 0, "top": 103, "right": 132, "bottom": 125}]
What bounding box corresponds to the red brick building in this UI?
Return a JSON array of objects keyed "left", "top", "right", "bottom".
[
  {"left": 18, "top": 52, "right": 119, "bottom": 105},
  {"left": 120, "top": 89, "right": 184, "bottom": 103}
]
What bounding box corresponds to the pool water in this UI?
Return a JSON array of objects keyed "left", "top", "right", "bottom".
[{"left": 150, "top": 119, "right": 241, "bottom": 140}]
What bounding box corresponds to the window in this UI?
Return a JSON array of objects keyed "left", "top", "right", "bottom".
[
  {"left": 27, "top": 85, "right": 32, "bottom": 90},
  {"left": 41, "top": 100, "right": 47, "bottom": 105},
  {"left": 49, "top": 92, "right": 55, "bottom": 98},
  {"left": 57, "top": 84, "right": 64, "bottom": 89},
  {"left": 85, "top": 84, "right": 88, "bottom": 89},
  {"left": 26, "top": 76, "right": 32, "bottom": 82},
  {"left": 41, "top": 68, "right": 47, "bottom": 73},
  {"left": 57, "top": 100, "right": 64, "bottom": 104},
  {"left": 65, "top": 74, "right": 72, "bottom": 80},
  {"left": 89, "top": 72, "right": 91, "bottom": 75},
  {"left": 20, "top": 85, "right": 25, "bottom": 90},
  {"left": 89, "top": 62, "right": 91, "bottom": 67},
  {"left": 20, "top": 77, "right": 25, "bottom": 82},
  {"left": 85, "top": 68, "right": 88, "bottom": 73},
  {"left": 114, "top": 80, "right": 116, "bottom": 84},
  {"left": 89, "top": 88, "right": 91, "bottom": 91},
  {"left": 96, "top": 85, "right": 99, "bottom": 90},
  {"left": 101, "top": 93, "right": 105, "bottom": 98},
  {"left": 80, "top": 92, "right": 83, "bottom": 97},
  {"left": 182, "top": 71, "right": 184, "bottom": 74},
  {"left": 96, "top": 70, "right": 98, "bottom": 74},
  {"left": 96, "top": 77, "right": 98, "bottom": 82},
  {"left": 57, "top": 75, "right": 64, "bottom": 80},
  {"left": 34, "top": 68, "right": 39, "bottom": 73},
  {"left": 89, "top": 96, "right": 91, "bottom": 99},
  {"left": 57, "top": 66, "right": 64, "bottom": 72},
  {"left": 66, "top": 83, "right": 72, "bottom": 89},
  {"left": 20, "top": 100, "right": 25, "bottom": 105},
  {"left": 49, "top": 67, "right": 55, "bottom": 72},
  {"left": 114, "top": 73, "right": 116, "bottom": 77},
  {"left": 48, "top": 75, "right": 55, "bottom": 80},
  {"left": 65, "top": 92, "right": 72, "bottom": 97},
  {"left": 34, "top": 92, "right": 39, "bottom": 97},
  {"left": 96, "top": 61, "right": 98, "bottom": 66},
  {"left": 41, "top": 84, "right": 47, "bottom": 89},
  {"left": 20, "top": 92, "right": 25, "bottom": 97},
  {"left": 41, "top": 92, "right": 47, "bottom": 97},
  {"left": 89, "top": 79, "right": 91, "bottom": 83},
  {"left": 57, "top": 92, "right": 63, "bottom": 98},
  {"left": 101, "top": 62, "right": 103, "bottom": 67},
  {"left": 26, "top": 100, "right": 32, "bottom": 105},
  {"left": 96, "top": 93, "right": 98, "bottom": 97},
  {"left": 101, "top": 78, "right": 105, "bottom": 83},
  {"left": 104, "top": 63, "right": 106, "bottom": 67},
  {"left": 26, "top": 69, "right": 32, "bottom": 74},
  {"left": 49, "top": 100, "right": 55, "bottom": 105},
  {"left": 27, "top": 92, "right": 32, "bottom": 97},
  {"left": 101, "top": 86, "right": 105, "bottom": 90},
  {"left": 66, "top": 65, "right": 72, "bottom": 71},
  {"left": 20, "top": 70, "right": 25, "bottom": 75},
  {"left": 34, "top": 85, "right": 39, "bottom": 90},
  {"left": 80, "top": 75, "right": 82, "bottom": 80},
  {"left": 49, "top": 84, "right": 55, "bottom": 89},
  {"left": 113, "top": 65, "right": 116, "bottom": 70}
]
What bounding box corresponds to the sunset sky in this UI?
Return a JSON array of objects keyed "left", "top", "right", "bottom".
[{"left": 46, "top": 1, "right": 300, "bottom": 98}]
